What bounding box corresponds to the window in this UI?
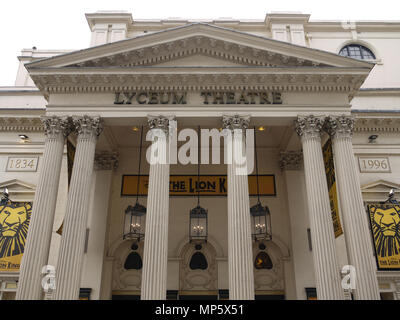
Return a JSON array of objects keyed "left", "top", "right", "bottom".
[{"left": 339, "top": 44, "right": 376, "bottom": 60}]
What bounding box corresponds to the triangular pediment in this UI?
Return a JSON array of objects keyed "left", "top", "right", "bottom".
[
  {"left": 27, "top": 23, "right": 373, "bottom": 69},
  {"left": 361, "top": 180, "right": 400, "bottom": 193},
  {"left": 26, "top": 23, "right": 374, "bottom": 95},
  {"left": 0, "top": 179, "right": 36, "bottom": 202},
  {"left": 361, "top": 180, "right": 400, "bottom": 202}
]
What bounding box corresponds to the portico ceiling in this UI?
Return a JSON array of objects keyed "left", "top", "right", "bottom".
[{"left": 106, "top": 124, "right": 291, "bottom": 148}]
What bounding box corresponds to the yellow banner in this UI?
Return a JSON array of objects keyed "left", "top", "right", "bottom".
[
  {"left": 121, "top": 175, "right": 276, "bottom": 197},
  {"left": 0, "top": 202, "right": 32, "bottom": 272},
  {"left": 323, "top": 139, "right": 343, "bottom": 238},
  {"left": 368, "top": 203, "right": 400, "bottom": 270}
]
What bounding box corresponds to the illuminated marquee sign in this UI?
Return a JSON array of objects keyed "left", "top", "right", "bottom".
[
  {"left": 114, "top": 91, "right": 282, "bottom": 105},
  {"left": 121, "top": 175, "right": 276, "bottom": 197}
]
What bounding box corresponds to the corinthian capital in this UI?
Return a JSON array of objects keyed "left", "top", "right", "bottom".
[
  {"left": 42, "top": 116, "right": 72, "bottom": 138},
  {"left": 295, "top": 115, "right": 324, "bottom": 140},
  {"left": 73, "top": 115, "right": 103, "bottom": 139},
  {"left": 222, "top": 115, "right": 250, "bottom": 130},
  {"left": 148, "top": 115, "right": 174, "bottom": 136},
  {"left": 325, "top": 115, "right": 354, "bottom": 139}
]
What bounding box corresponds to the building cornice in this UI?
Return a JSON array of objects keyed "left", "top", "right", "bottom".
[
  {"left": 29, "top": 67, "right": 368, "bottom": 94},
  {"left": 354, "top": 117, "right": 400, "bottom": 133},
  {"left": 0, "top": 117, "right": 44, "bottom": 132}
]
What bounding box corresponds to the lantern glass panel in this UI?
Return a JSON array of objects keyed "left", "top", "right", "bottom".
[
  {"left": 123, "top": 204, "right": 146, "bottom": 240},
  {"left": 189, "top": 206, "right": 208, "bottom": 241},
  {"left": 250, "top": 203, "right": 272, "bottom": 241}
]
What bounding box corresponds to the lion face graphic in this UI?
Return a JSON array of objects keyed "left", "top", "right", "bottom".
[
  {"left": 0, "top": 202, "right": 31, "bottom": 258},
  {"left": 369, "top": 204, "right": 400, "bottom": 258}
]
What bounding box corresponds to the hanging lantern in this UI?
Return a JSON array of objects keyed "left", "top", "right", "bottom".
[
  {"left": 189, "top": 126, "right": 208, "bottom": 242},
  {"left": 123, "top": 126, "right": 146, "bottom": 241},
  {"left": 0, "top": 187, "right": 9, "bottom": 205},
  {"left": 123, "top": 202, "right": 146, "bottom": 241},
  {"left": 250, "top": 126, "right": 272, "bottom": 241},
  {"left": 189, "top": 205, "right": 208, "bottom": 242},
  {"left": 250, "top": 202, "right": 272, "bottom": 241}
]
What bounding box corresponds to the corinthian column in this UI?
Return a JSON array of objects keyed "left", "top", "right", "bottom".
[
  {"left": 295, "top": 115, "right": 344, "bottom": 300},
  {"left": 16, "top": 116, "right": 71, "bottom": 300},
  {"left": 141, "top": 116, "right": 172, "bottom": 300},
  {"left": 326, "top": 115, "right": 380, "bottom": 300},
  {"left": 53, "top": 116, "right": 103, "bottom": 300},
  {"left": 223, "top": 115, "right": 254, "bottom": 300}
]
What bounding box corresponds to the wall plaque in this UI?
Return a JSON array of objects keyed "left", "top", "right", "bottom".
[
  {"left": 6, "top": 157, "right": 39, "bottom": 172},
  {"left": 358, "top": 157, "right": 391, "bottom": 173}
]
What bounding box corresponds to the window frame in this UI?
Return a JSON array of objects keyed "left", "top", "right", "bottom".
[{"left": 339, "top": 44, "right": 376, "bottom": 61}]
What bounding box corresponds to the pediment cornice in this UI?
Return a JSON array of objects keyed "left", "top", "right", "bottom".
[{"left": 66, "top": 36, "right": 324, "bottom": 68}]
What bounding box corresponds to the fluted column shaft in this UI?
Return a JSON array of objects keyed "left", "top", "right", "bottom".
[
  {"left": 141, "top": 116, "right": 171, "bottom": 300},
  {"left": 53, "top": 116, "right": 102, "bottom": 300},
  {"left": 327, "top": 116, "right": 380, "bottom": 300},
  {"left": 224, "top": 115, "right": 254, "bottom": 300},
  {"left": 295, "top": 116, "right": 344, "bottom": 300},
  {"left": 16, "top": 116, "right": 70, "bottom": 300}
]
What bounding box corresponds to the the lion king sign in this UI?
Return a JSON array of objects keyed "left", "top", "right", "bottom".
[
  {"left": 0, "top": 201, "right": 31, "bottom": 272},
  {"left": 367, "top": 203, "right": 400, "bottom": 270}
]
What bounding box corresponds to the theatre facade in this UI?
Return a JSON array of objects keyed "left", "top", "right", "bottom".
[{"left": 0, "top": 11, "right": 400, "bottom": 300}]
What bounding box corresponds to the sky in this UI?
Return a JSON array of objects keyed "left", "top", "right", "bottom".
[{"left": 0, "top": 0, "right": 399, "bottom": 85}]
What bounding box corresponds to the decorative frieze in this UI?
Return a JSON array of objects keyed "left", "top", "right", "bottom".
[
  {"left": 0, "top": 117, "right": 44, "bottom": 132},
  {"left": 354, "top": 118, "right": 400, "bottom": 133},
  {"left": 31, "top": 73, "right": 365, "bottom": 94}
]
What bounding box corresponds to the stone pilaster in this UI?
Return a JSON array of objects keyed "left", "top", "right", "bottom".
[
  {"left": 53, "top": 116, "right": 103, "bottom": 300},
  {"left": 16, "top": 116, "right": 71, "bottom": 300},
  {"left": 295, "top": 115, "right": 344, "bottom": 300},
  {"left": 141, "top": 116, "right": 171, "bottom": 300},
  {"left": 223, "top": 115, "right": 255, "bottom": 300},
  {"left": 326, "top": 115, "right": 380, "bottom": 300}
]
